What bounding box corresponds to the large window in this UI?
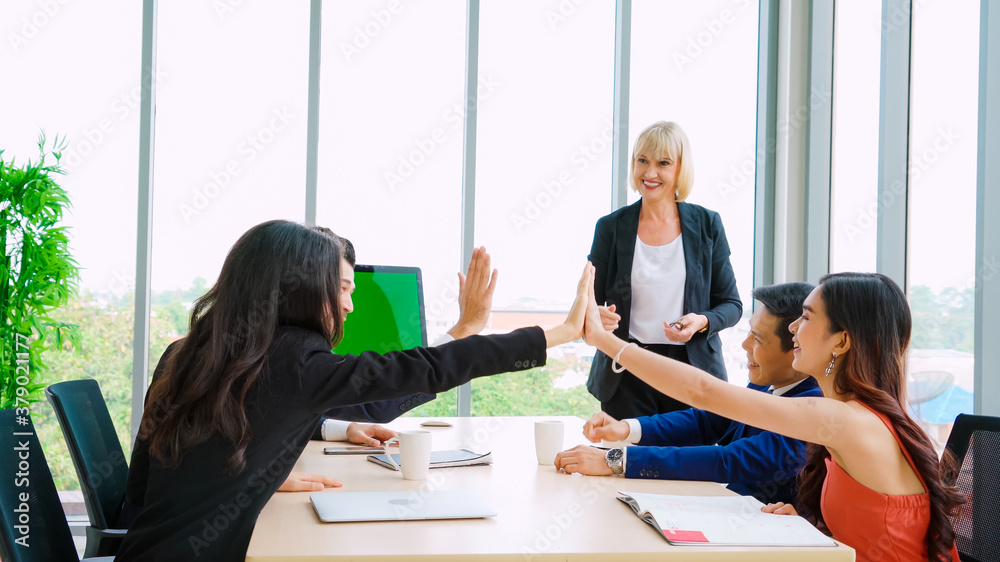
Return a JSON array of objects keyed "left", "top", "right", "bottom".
[
  {"left": 630, "top": 0, "right": 759, "bottom": 388},
  {"left": 0, "top": 0, "right": 142, "bottom": 490},
  {"left": 469, "top": 0, "right": 614, "bottom": 416},
  {"left": 150, "top": 2, "right": 311, "bottom": 360},
  {"left": 315, "top": 1, "right": 467, "bottom": 415},
  {"left": 906, "top": 0, "right": 979, "bottom": 445},
  {"left": 829, "top": 0, "right": 881, "bottom": 274}
]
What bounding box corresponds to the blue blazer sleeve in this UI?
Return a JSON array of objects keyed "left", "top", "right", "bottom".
[
  {"left": 625, "top": 429, "right": 808, "bottom": 485},
  {"left": 635, "top": 407, "right": 732, "bottom": 447}
]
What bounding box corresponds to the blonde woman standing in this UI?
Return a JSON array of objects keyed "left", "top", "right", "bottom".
[{"left": 586, "top": 121, "right": 742, "bottom": 419}]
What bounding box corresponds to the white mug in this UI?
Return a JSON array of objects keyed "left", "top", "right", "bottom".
[
  {"left": 384, "top": 430, "right": 433, "bottom": 480},
  {"left": 534, "top": 420, "right": 564, "bottom": 465}
]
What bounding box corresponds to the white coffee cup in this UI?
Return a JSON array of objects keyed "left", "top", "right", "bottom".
[
  {"left": 534, "top": 420, "right": 564, "bottom": 465},
  {"left": 384, "top": 430, "right": 433, "bottom": 480}
]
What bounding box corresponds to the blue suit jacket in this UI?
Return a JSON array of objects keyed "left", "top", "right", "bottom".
[
  {"left": 626, "top": 376, "right": 822, "bottom": 504},
  {"left": 587, "top": 200, "right": 742, "bottom": 401}
]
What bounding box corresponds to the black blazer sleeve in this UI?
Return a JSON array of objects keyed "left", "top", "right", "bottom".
[
  {"left": 589, "top": 214, "right": 615, "bottom": 307},
  {"left": 701, "top": 211, "right": 742, "bottom": 338},
  {"left": 297, "top": 327, "right": 547, "bottom": 415},
  {"left": 310, "top": 393, "right": 437, "bottom": 440}
]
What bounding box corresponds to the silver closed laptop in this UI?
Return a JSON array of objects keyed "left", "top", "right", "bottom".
[{"left": 310, "top": 490, "right": 497, "bottom": 523}]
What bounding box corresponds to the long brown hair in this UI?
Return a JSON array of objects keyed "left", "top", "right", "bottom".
[
  {"left": 795, "top": 272, "right": 962, "bottom": 561},
  {"left": 140, "top": 220, "right": 348, "bottom": 473}
]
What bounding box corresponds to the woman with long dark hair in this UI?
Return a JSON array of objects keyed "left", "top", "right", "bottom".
[
  {"left": 117, "top": 220, "right": 588, "bottom": 561},
  {"left": 580, "top": 268, "right": 961, "bottom": 561}
]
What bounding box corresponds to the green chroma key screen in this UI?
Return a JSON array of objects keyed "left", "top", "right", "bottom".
[{"left": 333, "top": 265, "right": 427, "bottom": 355}]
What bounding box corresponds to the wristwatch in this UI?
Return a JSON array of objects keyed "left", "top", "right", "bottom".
[{"left": 605, "top": 447, "right": 624, "bottom": 475}]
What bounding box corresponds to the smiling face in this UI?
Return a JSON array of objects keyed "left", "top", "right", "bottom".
[
  {"left": 632, "top": 151, "right": 679, "bottom": 202},
  {"left": 788, "top": 286, "right": 846, "bottom": 379},
  {"left": 742, "top": 306, "right": 804, "bottom": 388}
]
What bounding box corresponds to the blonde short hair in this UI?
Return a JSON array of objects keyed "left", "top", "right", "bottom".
[{"left": 630, "top": 121, "right": 694, "bottom": 201}]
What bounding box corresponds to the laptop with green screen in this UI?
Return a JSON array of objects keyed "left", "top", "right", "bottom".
[{"left": 333, "top": 265, "right": 427, "bottom": 354}]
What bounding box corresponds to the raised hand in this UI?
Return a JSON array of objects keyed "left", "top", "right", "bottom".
[
  {"left": 583, "top": 265, "right": 609, "bottom": 346},
  {"left": 448, "top": 246, "right": 498, "bottom": 340},
  {"left": 543, "top": 262, "right": 595, "bottom": 348},
  {"left": 582, "top": 411, "right": 630, "bottom": 443}
]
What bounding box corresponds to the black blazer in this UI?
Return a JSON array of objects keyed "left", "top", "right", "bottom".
[
  {"left": 587, "top": 200, "right": 742, "bottom": 401},
  {"left": 120, "top": 327, "right": 545, "bottom": 562}
]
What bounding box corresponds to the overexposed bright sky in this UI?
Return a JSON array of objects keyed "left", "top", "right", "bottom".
[{"left": 1, "top": 0, "right": 980, "bottom": 310}]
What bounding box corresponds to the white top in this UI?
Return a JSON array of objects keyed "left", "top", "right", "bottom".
[{"left": 629, "top": 235, "right": 686, "bottom": 345}]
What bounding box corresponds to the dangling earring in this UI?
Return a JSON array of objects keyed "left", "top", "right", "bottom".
[{"left": 825, "top": 352, "right": 837, "bottom": 377}]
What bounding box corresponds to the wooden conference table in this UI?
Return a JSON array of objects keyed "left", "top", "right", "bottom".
[{"left": 246, "top": 416, "right": 855, "bottom": 561}]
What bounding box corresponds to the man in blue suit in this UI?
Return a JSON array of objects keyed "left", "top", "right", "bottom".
[{"left": 554, "top": 282, "right": 821, "bottom": 505}]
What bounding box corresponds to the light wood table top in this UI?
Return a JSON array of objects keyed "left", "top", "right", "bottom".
[{"left": 246, "top": 416, "right": 854, "bottom": 561}]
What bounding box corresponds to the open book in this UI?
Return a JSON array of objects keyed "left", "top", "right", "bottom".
[
  {"left": 618, "top": 491, "right": 837, "bottom": 547},
  {"left": 367, "top": 449, "right": 493, "bottom": 471}
]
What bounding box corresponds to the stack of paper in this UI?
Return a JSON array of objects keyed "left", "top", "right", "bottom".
[
  {"left": 617, "top": 491, "right": 837, "bottom": 547},
  {"left": 367, "top": 449, "right": 493, "bottom": 471}
]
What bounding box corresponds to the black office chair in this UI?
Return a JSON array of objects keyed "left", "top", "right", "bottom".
[
  {"left": 0, "top": 409, "right": 114, "bottom": 561},
  {"left": 944, "top": 413, "right": 1000, "bottom": 562},
  {"left": 46, "top": 379, "right": 129, "bottom": 557}
]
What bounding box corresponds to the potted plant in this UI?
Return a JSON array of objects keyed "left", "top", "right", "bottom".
[{"left": 0, "top": 133, "right": 80, "bottom": 411}]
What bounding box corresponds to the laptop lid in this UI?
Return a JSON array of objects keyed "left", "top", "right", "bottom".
[
  {"left": 333, "top": 264, "right": 428, "bottom": 354},
  {"left": 311, "top": 490, "right": 496, "bottom": 523}
]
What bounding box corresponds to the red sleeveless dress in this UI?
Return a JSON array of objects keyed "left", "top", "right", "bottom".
[{"left": 820, "top": 400, "right": 959, "bottom": 562}]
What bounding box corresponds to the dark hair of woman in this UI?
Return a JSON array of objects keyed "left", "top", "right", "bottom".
[
  {"left": 794, "top": 272, "right": 963, "bottom": 561},
  {"left": 140, "top": 220, "right": 348, "bottom": 473}
]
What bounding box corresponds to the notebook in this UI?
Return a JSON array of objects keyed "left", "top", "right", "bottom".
[
  {"left": 617, "top": 491, "right": 837, "bottom": 547},
  {"left": 310, "top": 490, "right": 497, "bottom": 522},
  {"left": 367, "top": 449, "right": 493, "bottom": 470}
]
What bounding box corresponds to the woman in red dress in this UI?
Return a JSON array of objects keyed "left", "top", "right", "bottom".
[{"left": 579, "top": 267, "right": 961, "bottom": 562}]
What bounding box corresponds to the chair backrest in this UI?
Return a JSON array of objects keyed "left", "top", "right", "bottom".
[
  {"left": 0, "top": 409, "right": 79, "bottom": 562},
  {"left": 945, "top": 413, "right": 1000, "bottom": 562},
  {"left": 46, "top": 379, "right": 128, "bottom": 530}
]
